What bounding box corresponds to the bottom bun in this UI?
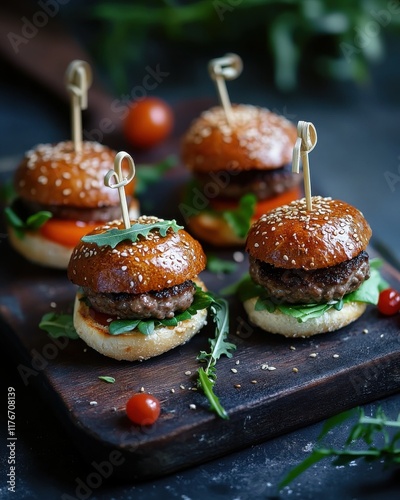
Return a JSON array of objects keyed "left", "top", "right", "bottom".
[
  {"left": 8, "top": 226, "right": 73, "bottom": 269},
  {"left": 73, "top": 288, "right": 208, "bottom": 361},
  {"left": 243, "top": 298, "right": 367, "bottom": 338},
  {"left": 188, "top": 212, "right": 247, "bottom": 247}
]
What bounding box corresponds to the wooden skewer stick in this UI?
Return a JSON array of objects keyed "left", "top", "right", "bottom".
[
  {"left": 65, "top": 60, "right": 93, "bottom": 153},
  {"left": 292, "top": 121, "right": 318, "bottom": 211},
  {"left": 208, "top": 53, "right": 243, "bottom": 125},
  {"left": 104, "top": 151, "right": 136, "bottom": 229}
]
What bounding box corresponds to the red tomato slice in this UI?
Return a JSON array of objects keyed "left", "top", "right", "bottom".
[
  {"left": 210, "top": 186, "right": 302, "bottom": 220},
  {"left": 39, "top": 219, "right": 102, "bottom": 248}
]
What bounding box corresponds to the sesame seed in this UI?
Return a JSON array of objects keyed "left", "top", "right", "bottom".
[
  {"left": 140, "top": 386, "right": 145, "bottom": 392},
  {"left": 309, "top": 353, "right": 318, "bottom": 358},
  {"left": 89, "top": 401, "right": 98, "bottom": 406},
  {"left": 363, "top": 329, "right": 369, "bottom": 334},
  {"left": 180, "top": 384, "right": 185, "bottom": 390},
  {"left": 170, "top": 388, "right": 175, "bottom": 393},
  {"left": 290, "top": 346, "right": 296, "bottom": 351},
  {"left": 251, "top": 380, "right": 258, "bottom": 384},
  {"left": 292, "top": 367, "right": 299, "bottom": 373},
  {"left": 267, "top": 366, "right": 276, "bottom": 371},
  {"left": 189, "top": 404, "right": 197, "bottom": 410},
  {"left": 234, "top": 384, "right": 241, "bottom": 389},
  {"left": 333, "top": 354, "right": 340, "bottom": 359},
  {"left": 231, "top": 368, "right": 238, "bottom": 374},
  {"left": 185, "top": 371, "right": 192, "bottom": 376}
]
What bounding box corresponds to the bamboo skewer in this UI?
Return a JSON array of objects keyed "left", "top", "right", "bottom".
[
  {"left": 292, "top": 121, "right": 318, "bottom": 211},
  {"left": 208, "top": 53, "right": 243, "bottom": 125},
  {"left": 65, "top": 60, "right": 92, "bottom": 153},
  {"left": 104, "top": 151, "right": 136, "bottom": 229}
]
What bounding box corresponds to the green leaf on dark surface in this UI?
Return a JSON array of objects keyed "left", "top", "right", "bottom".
[
  {"left": 206, "top": 254, "right": 238, "bottom": 274},
  {"left": 39, "top": 312, "right": 79, "bottom": 339},
  {"left": 98, "top": 376, "right": 116, "bottom": 384},
  {"left": 279, "top": 406, "right": 400, "bottom": 489},
  {"left": 222, "top": 193, "right": 256, "bottom": 239},
  {"left": 196, "top": 296, "right": 235, "bottom": 419},
  {"left": 135, "top": 156, "right": 177, "bottom": 195},
  {"left": 82, "top": 219, "right": 183, "bottom": 248}
]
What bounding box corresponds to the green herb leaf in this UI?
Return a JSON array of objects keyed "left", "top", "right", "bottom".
[
  {"left": 279, "top": 406, "right": 400, "bottom": 489},
  {"left": 135, "top": 156, "right": 177, "bottom": 195},
  {"left": 198, "top": 367, "right": 228, "bottom": 420},
  {"left": 206, "top": 254, "right": 238, "bottom": 274},
  {"left": 82, "top": 219, "right": 183, "bottom": 248},
  {"left": 4, "top": 207, "right": 52, "bottom": 239},
  {"left": 39, "top": 312, "right": 79, "bottom": 339},
  {"left": 222, "top": 193, "right": 256, "bottom": 239},
  {"left": 196, "top": 296, "right": 235, "bottom": 419},
  {"left": 98, "top": 376, "right": 115, "bottom": 384}
]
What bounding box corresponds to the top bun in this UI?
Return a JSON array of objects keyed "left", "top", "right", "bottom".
[
  {"left": 181, "top": 104, "right": 297, "bottom": 173},
  {"left": 14, "top": 141, "right": 134, "bottom": 208},
  {"left": 68, "top": 216, "right": 206, "bottom": 294},
  {"left": 246, "top": 196, "right": 372, "bottom": 270}
]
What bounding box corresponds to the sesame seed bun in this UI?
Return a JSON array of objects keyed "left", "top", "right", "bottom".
[
  {"left": 246, "top": 196, "right": 372, "bottom": 270},
  {"left": 243, "top": 297, "right": 367, "bottom": 338},
  {"left": 14, "top": 141, "right": 134, "bottom": 207},
  {"left": 67, "top": 216, "right": 206, "bottom": 294},
  {"left": 73, "top": 283, "right": 208, "bottom": 361},
  {"left": 181, "top": 104, "right": 297, "bottom": 173}
]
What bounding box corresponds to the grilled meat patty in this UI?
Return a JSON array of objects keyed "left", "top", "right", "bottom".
[
  {"left": 249, "top": 251, "right": 370, "bottom": 304},
  {"left": 194, "top": 163, "right": 300, "bottom": 201},
  {"left": 83, "top": 280, "right": 196, "bottom": 320}
]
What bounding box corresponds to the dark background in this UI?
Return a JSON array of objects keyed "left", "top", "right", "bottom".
[{"left": 0, "top": 1, "right": 400, "bottom": 499}]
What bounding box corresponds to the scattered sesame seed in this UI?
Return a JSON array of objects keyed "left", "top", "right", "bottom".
[
  {"left": 235, "top": 360, "right": 240, "bottom": 365},
  {"left": 261, "top": 364, "right": 269, "bottom": 370},
  {"left": 185, "top": 371, "right": 192, "bottom": 376},
  {"left": 292, "top": 367, "right": 299, "bottom": 373},
  {"left": 231, "top": 368, "right": 238, "bottom": 374},
  {"left": 363, "top": 329, "right": 369, "bottom": 334},
  {"left": 180, "top": 384, "right": 185, "bottom": 390},
  {"left": 140, "top": 387, "right": 145, "bottom": 392},
  {"left": 290, "top": 346, "right": 296, "bottom": 351},
  {"left": 333, "top": 354, "right": 340, "bottom": 359},
  {"left": 309, "top": 353, "right": 318, "bottom": 358},
  {"left": 251, "top": 380, "right": 258, "bottom": 384},
  {"left": 189, "top": 404, "right": 196, "bottom": 410},
  {"left": 267, "top": 366, "right": 276, "bottom": 371},
  {"left": 234, "top": 384, "right": 241, "bottom": 389},
  {"left": 170, "top": 388, "right": 175, "bottom": 394},
  {"left": 89, "top": 401, "right": 98, "bottom": 406}
]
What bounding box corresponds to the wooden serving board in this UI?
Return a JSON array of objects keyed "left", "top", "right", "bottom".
[{"left": 1, "top": 171, "right": 400, "bottom": 481}]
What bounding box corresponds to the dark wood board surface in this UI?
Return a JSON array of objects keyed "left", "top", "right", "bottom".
[{"left": 1, "top": 172, "right": 400, "bottom": 480}]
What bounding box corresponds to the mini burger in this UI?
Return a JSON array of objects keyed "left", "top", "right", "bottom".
[
  {"left": 242, "top": 196, "right": 382, "bottom": 337},
  {"left": 180, "top": 104, "right": 300, "bottom": 246},
  {"left": 6, "top": 141, "right": 139, "bottom": 269},
  {"left": 67, "top": 216, "right": 208, "bottom": 361}
]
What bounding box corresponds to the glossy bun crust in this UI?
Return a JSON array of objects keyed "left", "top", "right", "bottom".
[
  {"left": 181, "top": 105, "right": 297, "bottom": 173},
  {"left": 68, "top": 216, "right": 207, "bottom": 294},
  {"left": 14, "top": 141, "right": 134, "bottom": 208},
  {"left": 246, "top": 196, "right": 372, "bottom": 270}
]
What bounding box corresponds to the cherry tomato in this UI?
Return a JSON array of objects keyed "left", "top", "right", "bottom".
[
  {"left": 126, "top": 393, "right": 161, "bottom": 425},
  {"left": 377, "top": 288, "right": 400, "bottom": 316},
  {"left": 123, "top": 97, "right": 174, "bottom": 148}
]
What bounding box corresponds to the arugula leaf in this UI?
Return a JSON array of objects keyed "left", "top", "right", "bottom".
[
  {"left": 206, "top": 254, "right": 238, "bottom": 274},
  {"left": 39, "top": 312, "right": 79, "bottom": 339},
  {"left": 135, "top": 156, "right": 177, "bottom": 195},
  {"left": 222, "top": 193, "right": 256, "bottom": 238},
  {"left": 196, "top": 297, "right": 236, "bottom": 419},
  {"left": 82, "top": 219, "right": 183, "bottom": 248},
  {"left": 279, "top": 406, "right": 400, "bottom": 489},
  {"left": 98, "top": 376, "right": 115, "bottom": 383},
  {"left": 4, "top": 207, "right": 52, "bottom": 239}
]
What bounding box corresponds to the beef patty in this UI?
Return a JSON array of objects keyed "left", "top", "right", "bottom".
[
  {"left": 84, "top": 280, "right": 196, "bottom": 320},
  {"left": 194, "top": 163, "right": 300, "bottom": 201},
  {"left": 249, "top": 251, "right": 370, "bottom": 304},
  {"left": 12, "top": 197, "right": 129, "bottom": 222}
]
